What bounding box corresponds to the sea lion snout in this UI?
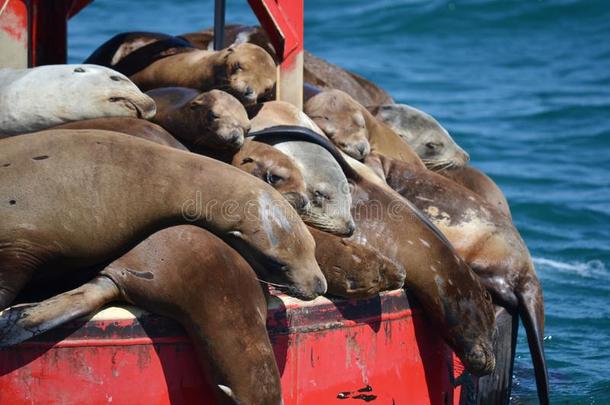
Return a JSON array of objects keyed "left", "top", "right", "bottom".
[{"left": 463, "top": 343, "right": 496, "bottom": 376}]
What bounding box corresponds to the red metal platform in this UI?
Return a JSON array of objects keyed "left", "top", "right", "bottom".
[{"left": 0, "top": 290, "right": 469, "bottom": 404}]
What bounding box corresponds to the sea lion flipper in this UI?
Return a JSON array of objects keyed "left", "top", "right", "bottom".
[
  {"left": 476, "top": 306, "right": 518, "bottom": 405},
  {"left": 0, "top": 276, "right": 119, "bottom": 347},
  {"left": 518, "top": 283, "right": 550, "bottom": 405}
]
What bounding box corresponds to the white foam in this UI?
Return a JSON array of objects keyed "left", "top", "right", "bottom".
[{"left": 533, "top": 257, "right": 608, "bottom": 279}]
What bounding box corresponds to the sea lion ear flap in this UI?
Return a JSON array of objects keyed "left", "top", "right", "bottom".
[{"left": 189, "top": 95, "right": 210, "bottom": 111}]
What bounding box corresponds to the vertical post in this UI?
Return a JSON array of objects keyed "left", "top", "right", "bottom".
[
  {"left": 0, "top": 0, "right": 29, "bottom": 68},
  {"left": 247, "top": 0, "right": 304, "bottom": 110},
  {"left": 213, "top": 0, "right": 225, "bottom": 51}
]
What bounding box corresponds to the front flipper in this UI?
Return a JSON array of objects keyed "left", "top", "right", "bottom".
[{"left": 0, "top": 276, "right": 120, "bottom": 347}]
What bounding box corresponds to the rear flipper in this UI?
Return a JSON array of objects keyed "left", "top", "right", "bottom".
[
  {"left": 0, "top": 276, "right": 119, "bottom": 347},
  {"left": 475, "top": 305, "right": 518, "bottom": 405},
  {"left": 518, "top": 281, "right": 549, "bottom": 405}
]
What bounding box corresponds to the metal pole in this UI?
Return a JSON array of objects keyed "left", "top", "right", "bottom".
[{"left": 213, "top": 0, "right": 225, "bottom": 50}]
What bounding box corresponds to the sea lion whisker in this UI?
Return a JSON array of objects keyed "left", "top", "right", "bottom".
[{"left": 255, "top": 278, "right": 290, "bottom": 289}]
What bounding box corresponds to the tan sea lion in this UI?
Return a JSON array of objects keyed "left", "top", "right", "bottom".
[
  {"left": 0, "top": 65, "right": 156, "bottom": 136},
  {"left": 146, "top": 87, "right": 250, "bottom": 151},
  {"left": 370, "top": 103, "right": 512, "bottom": 218},
  {"left": 54, "top": 117, "right": 188, "bottom": 150},
  {"left": 129, "top": 43, "right": 276, "bottom": 105},
  {"left": 0, "top": 129, "right": 326, "bottom": 310},
  {"left": 305, "top": 89, "right": 424, "bottom": 165},
  {"left": 247, "top": 125, "right": 497, "bottom": 376},
  {"left": 367, "top": 153, "right": 548, "bottom": 403},
  {"left": 0, "top": 226, "right": 281, "bottom": 405}
]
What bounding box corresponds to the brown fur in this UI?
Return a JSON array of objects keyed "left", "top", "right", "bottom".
[
  {"left": 129, "top": 43, "right": 276, "bottom": 105},
  {"left": 146, "top": 87, "right": 250, "bottom": 150},
  {"left": 0, "top": 129, "right": 326, "bottom": 310},
  {"left": 305, "top": 89, "right": 424, "bottom": 166},
  {"left": 54, "top": 117, "right": 188, "bottom": 150}
]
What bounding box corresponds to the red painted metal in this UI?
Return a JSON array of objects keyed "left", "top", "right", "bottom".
[
  {"left": 0, "top": 0, "right": 28, "bottom": 68},
  {"left": 0, "top": 291, "right": 469, "bottom": 404}
]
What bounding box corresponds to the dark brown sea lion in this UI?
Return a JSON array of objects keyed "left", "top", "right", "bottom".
[
  {"left": 0, "top": 226, "right": 282, "bottom": 405},
  {"left": 0, "top": 129, "right": 326, "bottom": 310},
  {"left": 248, "top": 125, "right": 497, "bottom": 376},
  {"left": 305, "top": 89, "right": 424, "bottom": 165},
  {"left": 369, "top": 103, "right": 512, "bottom": 218},
  {"left": 146, "top": 87, "right": 250, "bottom": 151},
  {"left": 54, "top": 117, "right": 188, "bottom": 150},
  {"left": 367, "top": 153, "right": 548, "bottom": 403},
  {"left": 129, "top": 43, "right": 276, "bottom": 105}
]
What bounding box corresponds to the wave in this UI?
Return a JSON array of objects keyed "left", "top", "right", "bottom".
[{"left": 533, "top": 257, "right": 608, "bottom": 280}]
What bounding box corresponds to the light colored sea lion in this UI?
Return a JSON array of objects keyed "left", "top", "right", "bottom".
[
  {"left": 0, "top": 129, "right": 326, "bottom": 310},
  {"left": 368, "top": 153, "right": 548, "bottom": 403},
  {"left": 0, "top": 65, "right": 156, "bottom": 136},
  {"left": 54, "top": 117, "right": 187, "bottom": 150},
  {"left": 229, "top": 136, "right": 404, "bottom": 297},
  {"left": 305, "top": 89, "right": 424, "bottom": 166},
  {"left": 249, "top": 101, "right": 356, "bottom": 236},
  {"left": 370, "top": 103, "right": 512, "bottom": 218},
  {"left": 146, "top": 87, "right": 250, "bottom": 150},
  {"left": 247, "top": 125, "right": 497, "bottom": 376},
  {"left": 129, "top": 43, "right": 276, "bottom": 105},
  {"left": 0, "top": 226, "right": 281, "bottom": 405}
]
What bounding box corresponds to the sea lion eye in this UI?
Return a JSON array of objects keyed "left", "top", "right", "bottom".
[
  {"left": 426, "top": 142, "right": 440, "bottom": 150},
  {"left": 240, "top": 157, "right": 254, "bottom": 165},
  {"left": 108, "top": 97, "right": 123, "bottom": 102},
  {"left": 266, "top": 172, "right": 284, "bottom": 185},
  {"left": 314, "top": 190, "right": 329, "bottom": 201},
  {"left": 207, "top": 110, "right": 220, "bottom": 120},
  {"left": 233, "top": 62, "right": 243, "bottom": 72}
]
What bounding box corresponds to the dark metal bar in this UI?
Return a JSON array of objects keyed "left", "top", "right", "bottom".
[{"left": 213, "top": 0, "right": 225, "bottom": 50}]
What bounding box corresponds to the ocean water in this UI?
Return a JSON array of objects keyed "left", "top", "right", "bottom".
[{"left": 68, "top": 1, "right": 610, "bottom": 403}]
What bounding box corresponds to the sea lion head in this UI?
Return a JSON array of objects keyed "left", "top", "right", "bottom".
[
  {"left": 371, "top": 104, "right": 470, "bottom": 170},
  {"left": 220, "top": 43, "right": 276, "bottom": 105},
  {"left": 187, "top": 90, "right": 250, "bottom": 150},
  {"left": 72, "top": 65, "right": 157, "bottom": 120},
  {"left": 232, "top": 139, "right": 310, "bottom": 213},
  {"left": 226, "top": 188, "right": 327, "bottom": 301},
  {"left": 274, "top": 141, "right": 356, "bottom": 237},
  {"left": 305, "top": 90, "right": 371, "bottom": 160}
]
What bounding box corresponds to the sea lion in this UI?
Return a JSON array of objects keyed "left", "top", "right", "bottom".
[
  {"left": 230, "top": 137, "right": 404, "bottom": 296},
  {"left": 128, "top": 43, "right": 276, "bottom": 105},
  {"left": 305, "top": 89, "right": 424, "bottom": 165},
  {"left": 368, "top": 153, "right": 548, "bottom": 403},
  {"left": 181, "top": 25, "right": 392, "bottom": 105},
  {"left": 247, "top": 125, "right": 496, "bottom": 376},
  {"left": 0, "top": 129, "right": 326, "bottom": 310},
  {"left": 0, "top": 226, "right": 282, "bottom": 405},
  {"left": 370, "top": 104, "right": 512, "bottom": 218},
  {"left": 0, "top": 65, "right": 156, "bottom": 136},
  {"left": 146, "top": 87, "right": 250, "bottom": 151},
  {"left": 250, "top": 101, "right": 356, "bottom": 236},
  {"left": 54, "top": 117, "right": 188, "bottom": 150}
]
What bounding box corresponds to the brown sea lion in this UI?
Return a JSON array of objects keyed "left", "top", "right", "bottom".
[
  {"left": 129, "top": 43, "right": 276, "bottom": 105},
  {"left": 366, "top": 153, "right": 548, "bottom": 403},
  {"left": 0, "top": 129, "right": 326, "bottom": 310},
  {"left": 305, "top": 89, "right": 424, "bottom": 165},
  {"left": 146, "top": 87, "right": 250, "bottom": 151},
  {"left": 248, "top": 125, "right": 497, "bottom": 376},
  {"left": 369, "top": 103, "right": 512, "bottom": 218},
  {"left": 0, "top": 226, "right": 281, "bottom": 405},
  {"left": 54, "top": 117, "right": 188, "bottom": 150}
]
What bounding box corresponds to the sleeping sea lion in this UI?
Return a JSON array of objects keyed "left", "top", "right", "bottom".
[
  {"left": 0, "top": 65, "right": 156, "bottom": 136},
  {"left": 146, "top": 87, "right": 250, "bottom": 151},
  {"left": 1, "top": 226, "right": 282, "bottom": 405},
  {"left": 0, "top": 129, "right": 326, "bottom": 310}
]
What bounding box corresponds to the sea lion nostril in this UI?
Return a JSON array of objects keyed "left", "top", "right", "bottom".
[{"left": 244, "top": 86, "right": 254, "bottom": 97}]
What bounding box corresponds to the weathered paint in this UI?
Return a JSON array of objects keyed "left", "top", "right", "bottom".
[
  {"left": 0, "top": 0, "right": 28, "bottom": 68},
  {"left": 0, "top": 290, "right": 471, "bottom": 404}
]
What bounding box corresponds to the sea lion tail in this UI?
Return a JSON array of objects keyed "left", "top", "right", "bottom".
[
  {"left": 0, "top": 276, "right": 119, "bottom": 347},
  {"left": 517, "top": 280, "right": 550, "bottom": 405},
  {"left": 475, "top": 306, "right": 518, "bottom": 405}
]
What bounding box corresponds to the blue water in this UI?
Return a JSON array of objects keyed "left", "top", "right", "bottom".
[{"left": 68, "top": 1, "right": 610, "bottom": 403}]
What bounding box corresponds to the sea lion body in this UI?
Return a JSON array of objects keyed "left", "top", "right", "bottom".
[
  {"left": 54, "top": 117, "right": 187, "bottom": 150},
  {"left": 146, "top": 87, "right": 249, "bottom": 150},
  {"left": 0, "top": 65, "right": 156, "bottom": 136},
  {"left": 370, "top": 103, "right": 511, "bottom": 218},
  {"left": 0, "top": 129, "right": 326, "bottom": 309},
  {"left": 129, "top": 43, "right": 276, "bottom": 105},
  {"left": 1, "top": 226, "right": 282, "bottom": 405}
]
